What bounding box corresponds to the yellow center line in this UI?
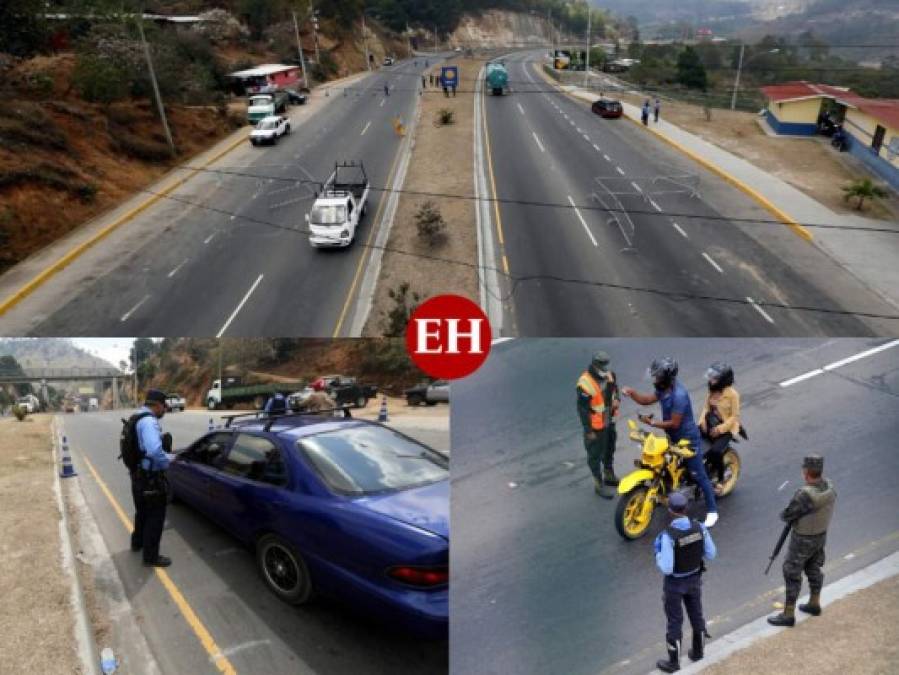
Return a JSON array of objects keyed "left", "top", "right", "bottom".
[
  {"left": 480, "top": 85, "right": 510, "bottom": 276},
  {"left": 80, "top": 453, "right": 237, "bottom": 674}
]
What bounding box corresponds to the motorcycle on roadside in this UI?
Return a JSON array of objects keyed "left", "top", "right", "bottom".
[{"left": 614, "top": 418, "right": 742, "bottom": 540}]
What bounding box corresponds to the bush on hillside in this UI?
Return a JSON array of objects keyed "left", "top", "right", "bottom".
[
  {"left": 12, "top": 405, "right": 26, "bottom": 421},
  {"left": 73, "top": 54, "right": 130, "bottom": 103}
]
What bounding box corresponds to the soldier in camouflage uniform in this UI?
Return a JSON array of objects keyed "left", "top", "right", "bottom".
[
  {"left": 768, "top": 455, "right": 836, "bottom": 627},
  {"left": 576, "top": 351, "right": 621, "bottom": 499}
]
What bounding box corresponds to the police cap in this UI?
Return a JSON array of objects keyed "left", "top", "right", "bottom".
[
  {"left": 592, "top": 351, "right": 611, "bottom": 369},
  {"left": 668, "top": 492, "right": 688, "bottom": 513},
  {"left": 803, "top": 455, "right": 824, "bottom": 472},
  {"left": 145, "top": 389, "right": 166, "bottom": 405}
]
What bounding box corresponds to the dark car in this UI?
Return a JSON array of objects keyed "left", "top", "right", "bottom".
[
  {"left": 287, "top": 90, "right": 308, "bottom": 105},
  {"left": 167, "top": 412, "right": 448, "bottom": 637},
  {"left": 405, "top": 380, "right": 450, "bottom": 406},
  {"left": 591, "top": 98, "right": 623, "bottom": 119}
]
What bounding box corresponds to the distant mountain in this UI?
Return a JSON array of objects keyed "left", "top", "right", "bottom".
[{"left": 0, "top": 338, "right": 118, "bottom": 371}]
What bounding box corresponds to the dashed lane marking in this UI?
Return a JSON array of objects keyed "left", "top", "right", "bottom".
[
  {"left": 517, "top": 103, "right": 525, "bottom": 115},
  {"left": 120, "top": 294, "right": 150, "bottom": 322},
  {"left": 360, "top": 121, "right": 372, "bottom": 136},
  {"left": 779, "top": 339, "right": 899, "bottom": 387},
  {"left": 216, "top": 274, "right": 263, "bottom": 338},
  {"left": 746, "top": 296, "right": 776, "bottom": 324},
  {"left": 203, "top": 232, "right": 217, "bottom": 244},
  {"left": 167, "top": 259, "right": 188, "bottom": 278},
  {"left": 702, "top": 252, "right": 724, "bottom": 274},
  {"left": 567, "top": 195, "right": 598, "bottom": 247},
  {"left": 672, "top": 222, "right": 688, "bottom": 238},
  {"left": 615, "top": 166, "right": 625, "bottom": 175},
  {"left": 532, "top": 132, "right": 545, "bottom": 153}
]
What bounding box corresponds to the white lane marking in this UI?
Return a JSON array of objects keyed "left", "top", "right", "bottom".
[
  {"left": 361, "top": 121, "right": 372, "bottom": 136},
  {"left": 211, "top": 639, "right": 272, "bottom": 661},
  {"left": 532, "top": 132, "right": 545, "bottom": 153},
  {"left": 567, "top": 195, "right": 598, "bottom": 247},
  {"left": 492, "top": 337, "right": 515, "bottom": 346},
  {"left": 582, "top": 134, "right": 590, "bottom": 141},
  {"left": 778, "top": 480, "right": 790, "bottom": 491},
  {"left": 216, "top": 274, "right": 264, "bottom": 338},
  {"left": 672, "top": 222, "right": 688, "bottom": 238},
  {"left": 120, "top": 294, "right": 150, "bottom": 322},
  {"left": 603, "top": 153, "right": 610, "bottom": 161},
  {"left": 576, "top": 127, "right": 583, "bottom": 134},
  {"left": 615, "top": 166, "right": 625, "bottom": 175},
  {"left": 780, "top": 368, "right": 826, "bottom": 387},
  {"left": 517, "top": 103, "right": 525, "bottom": 115},
  {"left": 379, "top": 98, "right": 385, "bottom": 107},
  {"left": 593, "top": 144, "right": 601, "bottom": 152},
  {"left": 746, "top": 296, "right": 776, "bottom": 324},
  {"left": 203, "top": 232, "right": 217, "bottom": 244},
  {"left": 823, "top": 339, "right": 899, "bottom": 371},
  {"left": 649, "top": 199, "right": 662, "bottom": 212},
  {"left": 631, "top": 181, "right": 642, "bottom": 193},
  {"left": 167, "top": 259, "right": 188, "bottom": 278},
  {"left": 702, "top": 252, "right": 724, "bottom": 274}
]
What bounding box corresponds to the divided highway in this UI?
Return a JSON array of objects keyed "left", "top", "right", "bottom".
[
  {"left": 480, "top": 51, "right": 896, "bottom": 336},
  {"left": 13, "top": 57, "right": 440, "bottom": 337},
  {"left": 451, "top": 338, "right": 899, "bottom": 674}
]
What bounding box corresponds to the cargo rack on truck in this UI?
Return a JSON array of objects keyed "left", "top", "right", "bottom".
[{"left": 220, "top": 407, "right": 354, "bottom": 431}]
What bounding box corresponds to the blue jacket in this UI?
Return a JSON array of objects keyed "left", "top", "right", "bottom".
[
  {"left": 136, "top": 407, "right": 169, "bottom": 472},
  {"left": 654, "top": 516, "right": 716, "bottom": 576}
]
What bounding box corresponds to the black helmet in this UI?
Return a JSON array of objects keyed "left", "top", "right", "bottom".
[
  {"left": 650, "top": 357, "right": 678, "bottom": 389},
  {"left": 706, "top": 362, "right": 734, "bottom": 390}
]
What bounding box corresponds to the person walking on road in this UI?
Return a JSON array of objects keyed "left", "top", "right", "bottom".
[
  {"left": 422, "top": 74, "right": 427, "bottom": 88},
  {"left": 641, "top": 99, "right": 650, "bottom": 125},
  {"left": 768, "top": 455, "right": 837, "bottom": 627},
  {"left": 654, "top": 492, "right": 716, "bottom": 673},
  {"left": 129, "top": 389, "right": 172, "bottom": 568},
  {"left": 576, "top": 351, "right": 621, "bottom": 499},
  {"left": 384, "top": 83, "right": 390, "bottom": 97},
  {"left": 699, "top": 362, "right": 744, "bottom": 494},
  {"left": 622, "top": 357, "right": 719, "bottom": 527},
  {"left": 654, "top": 97, "right": 661, "bottom": 123}
]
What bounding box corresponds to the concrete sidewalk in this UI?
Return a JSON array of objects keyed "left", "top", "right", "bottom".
[
  {"left": 658, "top": 550, "right": 899, "bottom": 674},
  {"left": 559, "top": 84, "right": 899, "bottom": 314}
]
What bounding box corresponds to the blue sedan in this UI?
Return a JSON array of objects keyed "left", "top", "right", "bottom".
[{"left": 168, "top": 413, "right": 449, "bottom": 638}]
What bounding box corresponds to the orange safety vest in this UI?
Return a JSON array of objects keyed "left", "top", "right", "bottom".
[{"left": 577, "top": 371, "right": 616, "bottom": 430}]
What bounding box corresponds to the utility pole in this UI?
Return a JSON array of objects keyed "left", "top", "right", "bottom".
[
  {"left": 584, "top": 9, "right": 592, "bottom": 87},
  {"left": 310, "top": 3, "right": 321, "bottom": 66},
  {"left": 292, "top": 11, "right": 308, "bottom": 88},
  {"left": 136, "top": 17, "right": 175, "bottom": 157},
  {"left": 731, "top": 43, "right": 745, "bottom": 111},
  {"left": 362, "top": 12, "right": 371, "bottom": 72}
]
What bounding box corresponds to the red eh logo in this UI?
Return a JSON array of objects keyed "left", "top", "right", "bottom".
[{"left": 405, "top": 295, "right": 492, "bottom": 379}]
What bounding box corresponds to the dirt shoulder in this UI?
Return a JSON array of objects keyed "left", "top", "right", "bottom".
[
  {"left": 363, "top": 57, "right": 483, "bottom": 335},
  {"left": 0, "top": 415, "right": 82, "bottom": 673},
  {"left": 703, "top": 573, "right": 899, "bottom": 674},
  {"left": 613, "top": 91, "right": 898, "bottom": 221}
]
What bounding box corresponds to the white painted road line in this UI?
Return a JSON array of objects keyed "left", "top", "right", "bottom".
[
  {"left": 631, "top": 181, "right": 642, "bottom": 193},
  {"left": 167, "top": 259, "right": 188, "bottom": 278},
  {"left": 379, "top": 98, "right": 385, "bottom": 107},
  {"left": 217, "top": 274, "right": 264, "bottom": 338},
  {"left": 648, "top": 199, "right": 662, "bottom": 212},
  {"left": 779, "top": 338, "right": 899, "bottom": 387},
  {"left": 592, "top": 144, "right": 601, "bottom": 151},
  {"left": 360, "top": 121, "right": 371, "bottom": 136},
  {"left": 603, "top": 153, "right": 610, "bottom": 162},
  {"left": 203, "top": 232, "right": 217, "bottom": 244},
  {"left": 532, "top": 132, "right": 545, "bottom": 153},
  {"left": 517, "top": 103, "right": 525, "bottom": 115},
  {"left": 120, "top": 294, "right": 150, "bottom": 322},
  {"left": 615, "top": 166, "right": 625, "bottom": 175},
  {"left": 576, "top": 127, "right": 583, "bottom": 134},
  {"left": 672, "top": 222, "right": 688, "bottom": 238},
  {"left": 780, "top": 368, "right": 825, "bottom": 388},
  {"left": 582, "top": 134, "right": 590, "bottom": 141},
  {"left": 567, "top": 195, "right": 598, "bottom": 247},
  {"left": 702, "top": 252, "right": 724, "bottom": 274},
  {"left": 746, "top": 296, "right": 776, "bottom": 324}
]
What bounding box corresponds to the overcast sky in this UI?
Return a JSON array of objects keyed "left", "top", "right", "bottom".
[{"left": 72, "top": 338, "right": 137, "bottom": 369}]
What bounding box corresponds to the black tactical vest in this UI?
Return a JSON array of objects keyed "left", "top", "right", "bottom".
[{"left": 668, "top": 520, "right": 704, "bottom": 575}]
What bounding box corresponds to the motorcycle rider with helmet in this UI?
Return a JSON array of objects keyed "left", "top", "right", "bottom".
[
  {"left": 699, "top": 363, "right": 743, "bottom": 495},
  {"left": 622, "top": 357, "right": 719, "bottom": 528}
]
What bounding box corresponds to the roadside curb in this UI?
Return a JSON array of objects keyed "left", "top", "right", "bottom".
[
  {"left": 533, "top": 63, "right": 813, "bottom": 244},
  {"left": 50, "top": 418, "right": 100, "bottom": 675},
  {"left": 656, "top": 550, "right": 899, "bottom": 674}
]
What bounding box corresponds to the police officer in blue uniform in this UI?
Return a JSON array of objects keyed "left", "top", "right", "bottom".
[
  {"left": 264, "top": 392, "right": 287, "bottom": 416},
  {"left": 654, "top": 492, "right": 717, "bottom": 673}
]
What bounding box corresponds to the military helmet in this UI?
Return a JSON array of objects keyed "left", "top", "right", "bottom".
[
  {"left": 803, "top": 455, "right": 824, "bottom": 472},
  {"left": 650, "top": 357, "right": 679, "bottom": 389},
  {"left": 592, "top": 350, "right": 611, "bottom": 369}
]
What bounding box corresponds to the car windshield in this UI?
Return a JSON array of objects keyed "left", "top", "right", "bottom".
[
  {"left": 249, "top": 97, "right": 270, "bottom": 106},
  {"left": 310, "top": 205, "right": 346, "bottom": 225},
  {"left": 298, "top": 425, "right": 448, "bottom": 495},
  {"left": 257, "top": 119, "right": 278, "bottom": 130}
]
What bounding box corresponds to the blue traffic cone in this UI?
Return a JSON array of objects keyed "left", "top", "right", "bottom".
[
  {"left": 378, "top": 395, "right": 388, "bottom": 423},
  {"left": 208, "top": 417, "right": 214, "bottom": 432},
  {"left": 59, "top": 435, "right": 77, "bottom": 478}
]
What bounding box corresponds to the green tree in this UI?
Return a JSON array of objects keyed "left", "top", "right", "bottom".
[
  {"left": 842, "top": 178, "right": 889, "bottom": 211},
  {"left": 676, "top": 46, "right": 707, "bottom": 90},
  {"left": 73, "top": 54, "right": 130, "bottom": 103}
]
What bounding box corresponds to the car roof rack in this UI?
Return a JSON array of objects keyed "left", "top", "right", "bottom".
[{"left": 220, "top": 406, "right": 354, "bottom": 430}]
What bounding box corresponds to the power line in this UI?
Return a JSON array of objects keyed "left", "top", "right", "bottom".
[
  {"left": 181, "top": 164, "right": 899, "bottom": 235},
  {"left": 122, "top": 178, "right": 899, "bottom": 324}
]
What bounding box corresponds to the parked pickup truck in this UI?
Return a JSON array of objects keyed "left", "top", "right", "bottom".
[
  {"left": 16, "top": 394, "right": 39, "bottom": 413},
  {"left": 206, "top": 377, "right": 305, "bottom": 410},
  {"left": 319, "top": 374, "right": 378, "bottom": 408},
  {"left": 250, "top": 115, "right": 290, "bottom": 145},
  {"left": 247, "top": 91, "right": 289, "bottom": 124},
  {"left": 306, "top": 161, "right": 370, "bottom": 248},
  {"left": 405, "top": 380, "right": 450, "bottom": 406},
  {"left": 165, "top": 393, "right": 186, "bottom": 412}
]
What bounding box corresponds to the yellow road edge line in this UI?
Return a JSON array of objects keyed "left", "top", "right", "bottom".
[
  {"left": 482, "top": 90, "right": 506, "bottom": 249},
  {"left": 0, "top": 133, "right": 249, "bottom": 318},
  {"left": 80, "top": 453, "right": 237, "bottom": 675},
  {"left": 332, "top": 126, "right": 405, "bottom": 338},
  {"left": 532, "top": 61, "right": 813, "bottom": 244}
]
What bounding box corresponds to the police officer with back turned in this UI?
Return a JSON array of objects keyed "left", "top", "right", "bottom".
[
  {"left": 576, "top": 351, "right": 621, "bottom": 499},
  {"left": 130, "top": 389, "right": 172, "bottom": 568},
  {"left": 768, "top": 454, "right": 836, "bottom": 626},
  {"left": 655, "top": 492, "right": 716, "bottom": 673}
]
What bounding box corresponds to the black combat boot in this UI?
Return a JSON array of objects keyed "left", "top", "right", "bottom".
[
  {"left": 799, "top": 592, "right": 822, "bottom": 616},
  {"left": 688, "top": 629, "right": 708, "bottom": 661},
  {"left": 656, "top": 639, "right": 680, "bottom": 673},
  {"left": 602, "top": 467, "right": 620, "bottom": 486},
  {"left": 767, "top": 603, "right": 796, "bottom": 627}
]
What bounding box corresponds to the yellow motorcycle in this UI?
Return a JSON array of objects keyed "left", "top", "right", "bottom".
[{"left": 614, "top": 419, "right": 741, "bottom": 540}]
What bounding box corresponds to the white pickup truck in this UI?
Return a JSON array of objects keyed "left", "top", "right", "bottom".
[
  {"left": 165, "top": 393, "right": 186, "bottom": 412},
  {"left": 306, "top": 162, "right": 370, "bottom": 248},
  {"left": 250, "top": 115, "right": 290, "bottom": 146}
]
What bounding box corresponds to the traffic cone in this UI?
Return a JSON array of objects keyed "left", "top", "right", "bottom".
[
  {"left": 378, "top": 395, "right": 388, "bottom": 423},
  {"left": 59, "top": 435, "right": 77, "bottom": 478},
  {"left": 208, "top": 417, "right": 214, "bottom": 432}
]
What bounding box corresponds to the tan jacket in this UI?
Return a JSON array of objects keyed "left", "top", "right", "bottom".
[{"left": 700, "top": 386, "right": 741, "bottom": 436}]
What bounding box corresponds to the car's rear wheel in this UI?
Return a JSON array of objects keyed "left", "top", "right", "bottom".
[
  {"left": 256, "top": 535, "right": 312, "bottom": 605},
  {"left": 355, "top": 395, "right": 367, "bottom": 409},
  {"left": 407, "top": 393, "right": 424, "bottom": 406}
]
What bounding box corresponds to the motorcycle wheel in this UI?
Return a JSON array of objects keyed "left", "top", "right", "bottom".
[
  {"left": 615, "top": 486, "right": 654, "bottom": 540},
  {"left": 717, "top": 448, "right": 741, "bottom": 498}
]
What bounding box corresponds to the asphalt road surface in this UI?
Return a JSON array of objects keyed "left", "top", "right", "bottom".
[
  {"left": 482, "top": 52, "right": 896, "bottom": 336},
  {"left": 61, "top": 410, "right": 448, "bottom": 674},
  {"left": 451, "top": 338, "right": 899, "bottom": 675},
  {"left": 28, "top": 56, "right": 442, "bottom": 337}
]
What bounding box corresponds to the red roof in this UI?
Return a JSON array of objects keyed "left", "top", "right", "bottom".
[{"left": 762, "top": 81, "right": 899, "bottom": 130}]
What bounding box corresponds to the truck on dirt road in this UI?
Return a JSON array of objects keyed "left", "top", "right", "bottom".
[
  {"left": 247, "top": 91, "right": 290, "bottom": 124},
  {"left": 206, "top": 377, "right": 305, "bottom": 410},
  {"left": 306, "top": 161, "right": 370, "bottom": 248}
]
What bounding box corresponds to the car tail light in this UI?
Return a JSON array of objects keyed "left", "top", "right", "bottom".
[{"left": 387, "top": 565, "right": 449, "bottom": 588}]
